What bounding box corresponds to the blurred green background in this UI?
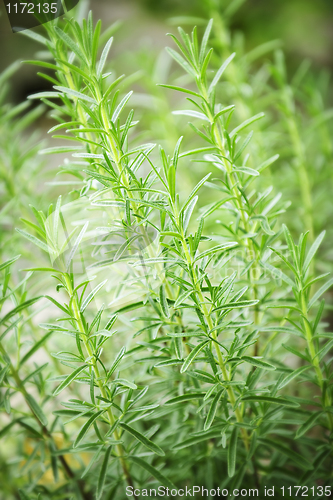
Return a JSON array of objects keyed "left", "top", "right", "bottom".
[{"left": 1, "top": 0, "right": 333, "bottom": 103}]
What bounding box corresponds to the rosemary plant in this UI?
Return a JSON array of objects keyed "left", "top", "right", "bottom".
[
  {"left": 0, "top": 63, "right": 46, "bottom": 260},
  {"left": 0, "top": 6, "right": 332, "bottom": 500}
]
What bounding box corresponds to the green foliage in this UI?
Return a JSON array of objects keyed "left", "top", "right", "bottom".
[{"left": 0, "top": 2, "right": 332, "bottom": 499}]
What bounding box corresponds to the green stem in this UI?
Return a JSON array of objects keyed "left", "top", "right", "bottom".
[
  {"left": 0, "top": 341, "right": 92, "bottom": 500},
  {"left": 93, "top": 82, "right": 176, "bottom": 302},
  {"left": 200, "top": 83, "right": 260, "bottom": 351},
  {"left": 175, "top": 209, "right": 249, "bottom": 451},
  {"left": 63, "top": 274, "right": 136, "bottom": 491},
  {"left": 300, "top": 292, "right": 333, "bottom": 430}
]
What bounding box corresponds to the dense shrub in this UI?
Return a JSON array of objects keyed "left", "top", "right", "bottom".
[{"left": 0, "top": 4, "right": 332, "bottom": 499}]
